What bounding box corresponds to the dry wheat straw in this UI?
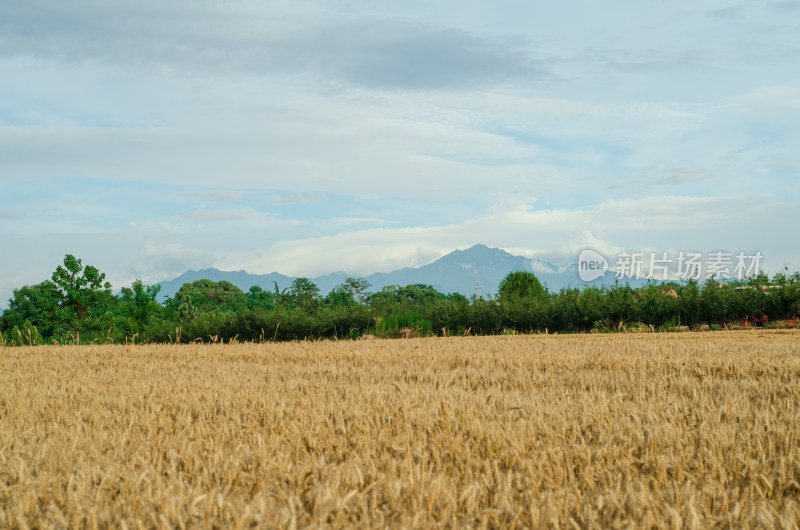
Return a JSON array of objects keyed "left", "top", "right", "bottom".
[{"left": 1, "top": 331, "right": 799, "bottom": 528}]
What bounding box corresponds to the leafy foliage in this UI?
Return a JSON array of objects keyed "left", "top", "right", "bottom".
[
  {"left": 325, "top": 277, "right": 371, "bottom": 307},
  {"left": 1, "top": 280, "right": 62, "bottom": 338},
  {"left": 288, "top": 277, "right": 320, "bottom": 310},
  {"left": 167, "top": 279, "right": 246, "bottom": 315},
  {"left": 497, "top": 271, "right": 547, "bottom": 301},
  {"left": 51, "top": 254, "right": 113, "bottom": 343},
  {"left": 117, "top": 280, "right": 163, "bottom": 339}
]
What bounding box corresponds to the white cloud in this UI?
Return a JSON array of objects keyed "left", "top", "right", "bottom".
[
  {"left": 178, "top": 190, "right": 243, "bottom": 202},
  {"left": 733, "top": 83, "right": 800, "bottom": 110},
  {"left": 236, "top": 195, "right": 800, "bottom": 277},
  {"left": 139, "top": 241, "right": 216, "bottom": 279},
  {"left": 0, "top": 210, "right": 21, "bottom": 220},
  {"left": 182, "top": 209, "right": 260, "bottom": 223},
  {"left": 268, "top": 193, "right": 328, "bottom": 205},
  {"left": 324, "top": 217, "right": 397, "bottom": 227},
  {"left": 0, "top": 1, "right": 546, "bottom": 90}
]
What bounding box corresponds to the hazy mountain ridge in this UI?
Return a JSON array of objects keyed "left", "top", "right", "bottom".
[{"left": 156, "top": 244, "right": 582, "bottom": 301}]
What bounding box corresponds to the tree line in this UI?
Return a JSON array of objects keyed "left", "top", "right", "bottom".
[{"left": 2, "top": 254, "right": 799, "bottom": 346}]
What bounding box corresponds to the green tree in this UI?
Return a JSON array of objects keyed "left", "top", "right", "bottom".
[
  {"left": 169, "top": 279, "right": 246, "bottom": 315},
  {"left": 289, "top": 278, "right": 320, "bottom": 310},
  {"left": 51, "top": 254, "right": 113, "bottom": 344},
  {"left": 676, "top": 280, "right": 701, "bottom": 327},
  {"left": 397, "top": 284, "right": 445, "bottom": 304},
  {"left": 498, "top": 271, "right": 547, "bottom": 301},
  {"left": 325, "top": 277, "right": 371, "bottom": 307},
  {"left": 343, "top": 277, "right": 371, "bottom": 304},
  {"left": 1, "top": 280, "right": 62, "bottom": 338},
  {"left": 118, "top": 280, "right": 162, "bottom": 335},
  {"left": 367, "top": 284, "right": 445, "bottom": 315},
  {"left": 246, "top": 285, "right": 277, "bottom": 310}
]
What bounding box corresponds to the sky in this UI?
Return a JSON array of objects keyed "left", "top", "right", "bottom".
[{"left": 1, "top": 0, "right": 799, "bottom": 302}]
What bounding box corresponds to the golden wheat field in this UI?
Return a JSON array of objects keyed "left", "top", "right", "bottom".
[{"left": 1, "top": 331, "right": 800, "bottom": 528}]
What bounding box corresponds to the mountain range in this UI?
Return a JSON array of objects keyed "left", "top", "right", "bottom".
[{"left": 156, "top": 244, "right": 583, "bottom": 301}]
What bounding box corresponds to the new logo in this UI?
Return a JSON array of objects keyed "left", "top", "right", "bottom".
[{"left": 578, "top": 249, "right": 608, "bottom": 282}]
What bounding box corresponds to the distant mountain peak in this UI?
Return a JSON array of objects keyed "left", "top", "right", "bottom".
[
  {"left": 464, "top": 243, "right": 491, "bottom": 251},
  {"left": 437, "top": 243, "right": 505, "bottom": 260},
  {"left": 455, "top": 243, "right": 495, "bottom": 254}
]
